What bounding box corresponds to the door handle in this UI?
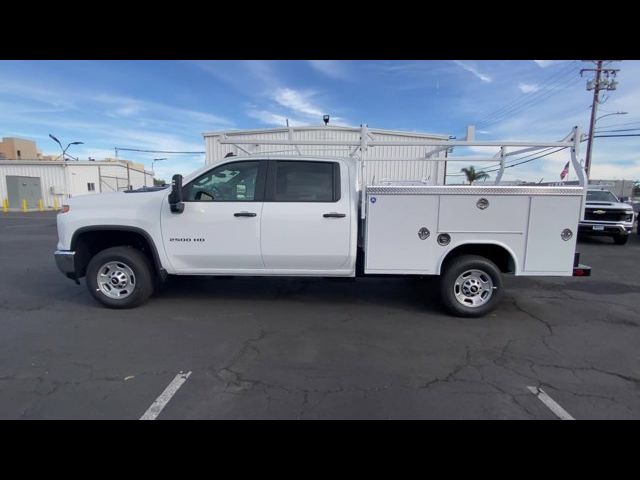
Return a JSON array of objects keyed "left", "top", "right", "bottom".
[
  {"left": 323, "top": 213, "right": 346, "bottom": 218},
  {"left": 234, "top": 212, "right": 257, "bottom": 217}
]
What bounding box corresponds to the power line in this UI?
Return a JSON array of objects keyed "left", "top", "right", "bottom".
[
  {"left": 475, "top": 61, "right": 579, "bottom": 124},
  {"left": 477, "top": 77, "right": 582, "bottom": 129},
  {"left": 591, "top": 120, "right": 640, "bottom": 129},
  {"left": 593, "top": 128, "right": 640, "bottom": 133},
  {"left": 483, "top": 148, "right": 566, "bottom": 173},
  {"left": 446, "top": 147, "right": 562, "bottom": 176},
  {"left": 114, "top": 147, "right": 205, "bottom": 155},
  {"left": 477, "top": 73, "right": 582, "bottom": 129},
  {"left": 592, "top": 134, "right": 640, "bottom": 138},
  {"left": 475, "top": 62, "right": 581, "bottom": 128}
]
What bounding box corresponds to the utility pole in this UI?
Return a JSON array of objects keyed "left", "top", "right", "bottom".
[{"left": 581, "top": 61, "right": 620, "bottom": 178}]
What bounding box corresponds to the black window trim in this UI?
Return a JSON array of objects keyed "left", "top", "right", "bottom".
[
  {"left": 182, "top": 160, "right": 268, "bottom": 203},
  {"left": 265, "top": 159, "right": 341, "bottom": 203}
]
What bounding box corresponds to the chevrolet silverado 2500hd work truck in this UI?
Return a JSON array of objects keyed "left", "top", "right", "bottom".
[
  {"left": 578, "top": 187, "right": 635, "bottom": 245},
  {"left": 54, "top": 126, "right": 591, "bottom": 317}
]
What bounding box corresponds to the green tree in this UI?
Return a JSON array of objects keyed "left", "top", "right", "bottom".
[
  {"left": 460, "top": 166, "right": 490, "bottom": 185},
  {"left": 154, "top": 178, "right": 167, "bottom": 186}
]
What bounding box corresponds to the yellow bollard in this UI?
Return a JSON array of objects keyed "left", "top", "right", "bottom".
[
  {"left": 22, "top": 199, "right": 27, "bottom": 212},
  {"left": 38, "top": 199, "right": 44, "bottom": 211},
  {"left": 2, "top": 198, "right": 7, "bottom": 213},
  {"left": 53, "top": 198, "right": 59, "bottom": 210}
]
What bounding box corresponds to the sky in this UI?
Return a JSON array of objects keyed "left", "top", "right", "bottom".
[{"left": 1, "top": 60, "right": 639, "bottom": 184}]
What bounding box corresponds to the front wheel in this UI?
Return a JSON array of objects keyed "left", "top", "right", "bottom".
[
  {"left": 86, "top": 246, "right": 155, "bottom": 308},
  {"left": 613, "top": 234, "right": 629, "bottom": 245},
  {"left": 439, "top": 255, "right": 503, "bottom": 317}
]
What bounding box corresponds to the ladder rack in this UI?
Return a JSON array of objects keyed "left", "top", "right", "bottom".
[{"left": 217, "top": 125, "right": 585, "bottom": 219}]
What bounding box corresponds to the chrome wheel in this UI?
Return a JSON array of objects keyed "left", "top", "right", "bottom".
[
  {"left": 97, "top": 261, "right": 136, "bottom": 299},
  {"left": 453, "top": 269, "right": 494, "bottom": 308}
]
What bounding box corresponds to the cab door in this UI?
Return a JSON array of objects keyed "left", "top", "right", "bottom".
[
  {"left": 160, "top": 160, "right": 267, "bottom": 273},
  {"left": 260, "top": 160, "right": 352, "bottom": 272}
]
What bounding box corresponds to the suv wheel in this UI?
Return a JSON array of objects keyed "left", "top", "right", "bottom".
[{"left": 86, "top": 246, "right": 154, "bottom": 308}]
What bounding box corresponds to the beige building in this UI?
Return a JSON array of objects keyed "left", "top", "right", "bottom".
[{"left": 0, "top": 137, "right": 40, "bottom": 160}]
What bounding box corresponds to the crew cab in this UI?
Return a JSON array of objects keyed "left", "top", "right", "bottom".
[
  {"left": 54, "top": 127, "right": 592, "bottom": 317},
  {"left": 578, "top": 187, "right": 635, "bottom": 245}
]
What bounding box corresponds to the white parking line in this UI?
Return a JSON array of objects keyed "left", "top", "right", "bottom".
[
  {"left": 140, "top": 371, "right": 192, "bottom": 420},
  {"left": 527, "top": 386, "right": 575, "bottom": 420}
]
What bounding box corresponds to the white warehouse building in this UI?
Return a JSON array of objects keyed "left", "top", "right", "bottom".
[
  {"left": 204, "top": 126, "right": 451, "bottom": 185},
  {"left": 0, "top": 160, "right": 154, "bottom": 211}
]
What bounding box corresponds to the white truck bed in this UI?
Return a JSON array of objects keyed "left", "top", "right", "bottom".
[{"left": 364, "top": 185, "right": 585, "bottom": 276}]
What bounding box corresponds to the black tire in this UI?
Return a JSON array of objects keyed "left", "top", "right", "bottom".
[
  {"left": 86, "top": 246, "right": 154, "bottom": 308},
  {"left": 613, "top": 234, "right": 629, "bottom": 245},
  {"left": 439, "top": 255, "right": 503, "bottom": 318}
]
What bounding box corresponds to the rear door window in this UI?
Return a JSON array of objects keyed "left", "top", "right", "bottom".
[{"left": 271, "top": 161, "right": 340, "bottom": 202}]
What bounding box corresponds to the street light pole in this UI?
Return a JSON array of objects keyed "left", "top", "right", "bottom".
[
  {"left": 48, "top": 134, "right": 84, "bottom": 161},
  {"left": 595, "top": 111, "right": 628, "bottom": 124}
]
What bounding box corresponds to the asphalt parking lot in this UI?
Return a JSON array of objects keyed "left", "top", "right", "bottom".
[{"left": 1, "top": 211, "right": 639, "bottom": 419}]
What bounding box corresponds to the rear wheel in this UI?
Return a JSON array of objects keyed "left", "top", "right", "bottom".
[
  {"left": 440, "top": 255, "right": 503, "bottom": 317},
  {"left": 86, "top": 246, "right": 154, "bottom": 308},
  {"left": 613, "top": 234, "right": 629, "bottom": 245}
]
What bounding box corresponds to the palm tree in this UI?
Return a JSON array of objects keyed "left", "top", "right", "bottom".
[{"left": 461, "top": 166, "right": 490, "bottom": 185}]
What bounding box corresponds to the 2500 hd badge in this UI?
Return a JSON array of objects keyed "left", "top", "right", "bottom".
[{"left": 169, "top": 237, "right": 205, "bottom": 242}]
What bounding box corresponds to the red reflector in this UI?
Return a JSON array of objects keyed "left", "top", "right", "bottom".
[{"left": 574, "top": 269, "right": 585, "bottom": 276}]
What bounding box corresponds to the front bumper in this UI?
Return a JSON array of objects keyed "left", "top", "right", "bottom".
[
  {"left": 578, "top": 222, "right": 632, "bottom": 236},
  {"left": 54, "top": 250, "right": 78, "bottom": 281}
]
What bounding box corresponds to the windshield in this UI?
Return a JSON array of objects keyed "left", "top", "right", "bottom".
[{"left": 587, "top": 190, "right": 618, "bottom": 202}]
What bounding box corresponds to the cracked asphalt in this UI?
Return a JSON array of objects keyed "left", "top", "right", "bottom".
[{"left": 1, "top": 211, "right": 639, "bottom": 419}]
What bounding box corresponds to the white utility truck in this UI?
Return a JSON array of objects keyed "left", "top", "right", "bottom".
[{"left": 54, "top": 126, "right": 591, "bottom": 317}]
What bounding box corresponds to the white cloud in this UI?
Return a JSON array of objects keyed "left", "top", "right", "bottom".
[
  {"left": 590, "top": 160, "right": 640, "bottom": 179},
  {"left": 93, "top": 93, "right": 233, "bottom": 127},
  {"left": 153, "top": 157, "right": 204, "bottom": 179},
  {"left": 0, "top": 78, "right": 234, "bottom": 131},
  {"left": 193, "top": 60, "right": 280, "bottom": 94},
  {"left": 308, "top": 60, "right": 351, "bottom": 80},
  {"left": 453, "top": 61, "right": 492, "bottom": 83},
  {"left": 534, "top": 60, "right": 568, "bottom": 68},
  {"left": 247, "top": 109, "right": 305, "bottom": 127},
  {"left": 518, "top": 83, "right": 540, "bottom": 93},
  {"left": 273, "top": 88, "right": 324, "bottom": 117},
  {"left": 0, "top": 79, "right": 77, "bottom": 109},
  {"left": 251, "top": 87, "right": 352, "bottom": 127}
]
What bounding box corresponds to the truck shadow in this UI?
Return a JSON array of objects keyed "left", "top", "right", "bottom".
[
  {"left": 157, "top": 275, "right": 444, "bottom": 314},
  {"left": 578, "top": 235, "right": 640, "bottom": 245},
  {"left": 578, "top": 236, "right": 617, "bottom": 245}
]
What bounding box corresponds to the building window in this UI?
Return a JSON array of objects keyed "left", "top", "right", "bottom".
[
  {"left": 17, "top": 150, "right": 21, "bottom": 159},
  {"left": 88, "top": 183, "right": 95, "bottom": 191}
]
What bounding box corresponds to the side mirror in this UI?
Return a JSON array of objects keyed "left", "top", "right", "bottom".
[{"left": 168, "top": 174, "right": 185, "bottom": 213}]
